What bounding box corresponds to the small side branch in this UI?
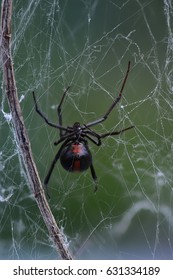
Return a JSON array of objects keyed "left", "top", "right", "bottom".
[{"left": 0, "top": 0, "right": 73, "bottom": 260}]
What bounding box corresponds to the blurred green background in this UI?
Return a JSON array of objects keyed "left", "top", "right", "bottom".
[{"left": 0, "top": 0, "right": 173, "bottom": 259}]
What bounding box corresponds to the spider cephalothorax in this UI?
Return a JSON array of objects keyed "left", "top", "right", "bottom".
[{"left": 33, "top": 61, "right": 134, "bottom": 192}]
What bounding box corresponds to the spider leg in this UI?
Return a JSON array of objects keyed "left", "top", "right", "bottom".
[
  {"left": 90, "top": 163, "right": 98, "bottom": 192},
  {"left": 81, "top": 127, "right": 102, "bottom": 146},
  {"left": 84, "top": 134, "right": 101, "bottom": 146},
  {"left": 44, "top": 149, "right": 61, "bottom": 188},
  {"left": 57, "top": 86, "right": 70, "bottom": 137},
  {"left": 99, "top": 125, "right": 134, "bottom": 139},
  {"left": 44, "top": 139, "right": 70, "bottom": 188},
  {"left": 54, "top": 132, "right": 75, "bottom": 146},
  {"left": 85, "top": 61, "right": 131, "bottom": 129},
  {"left": 83, "top": 125, "right": 134, "bottom": 146},
  {"left": 32, "top": 91, "right": 68, "bottom": 132}
]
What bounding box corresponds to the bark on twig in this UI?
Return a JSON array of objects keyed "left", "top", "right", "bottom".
[{"left": 1, "top": 0, "right": 73, "bottom": 260}]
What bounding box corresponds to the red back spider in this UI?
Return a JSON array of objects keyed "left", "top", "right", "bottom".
[{"left": 33, "top": 61, "right": 134, "bottom": 192}]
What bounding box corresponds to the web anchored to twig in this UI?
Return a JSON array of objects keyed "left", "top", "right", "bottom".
[{"left": 0, "top": 0, "right": 73, "bottom": 260}]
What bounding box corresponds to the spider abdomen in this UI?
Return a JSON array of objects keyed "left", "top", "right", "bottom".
[{"left": 60, "top": 142, "right": 92, "bottom": 172}]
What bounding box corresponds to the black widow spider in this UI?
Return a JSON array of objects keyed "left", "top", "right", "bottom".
[{"left": 33, "top": 61, "right": 134, "bottom": 192}]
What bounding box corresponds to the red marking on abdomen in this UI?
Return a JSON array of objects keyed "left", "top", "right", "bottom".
[{"left": 73, "top": 159, "right": 81, "bottom": 171}]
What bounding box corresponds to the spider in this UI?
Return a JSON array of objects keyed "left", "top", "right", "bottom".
[{"left": 33, "top": 61, "right": 134, "bottom": 192}]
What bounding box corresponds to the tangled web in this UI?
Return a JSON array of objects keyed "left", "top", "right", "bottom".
[{"left": 0, "top": 0, "right": 173, "bottom": 259}]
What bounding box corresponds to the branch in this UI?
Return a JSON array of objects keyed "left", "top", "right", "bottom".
[{"left": 0, "top": 0, "right": 73, "bottom": 260}]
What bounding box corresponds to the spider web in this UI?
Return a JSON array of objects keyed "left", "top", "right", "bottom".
[{"left": 0, "top": 0, "right": 173, "bottom": 259}]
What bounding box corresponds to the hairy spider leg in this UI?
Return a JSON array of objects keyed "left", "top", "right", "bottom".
[
  {"left": 57, "top": 86, "right": 70, "bottom": 138},
  {"left": 98, "top": 125, "right": 134, "bottom": 139},
  {"left": 90, "top": 164, "right": 98, "bottom": 192},
  {"left": 32, "top": 91, "right": 69, "bottom": 132},
  {"left": 85, "top": 61, "right": 131, "bottom": 129},
  {"left": 44, "top": 138, "right": 71, "bottom": 187},
  {"left": 82, "top": 124, "right": 134, "bottom": 146}
]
